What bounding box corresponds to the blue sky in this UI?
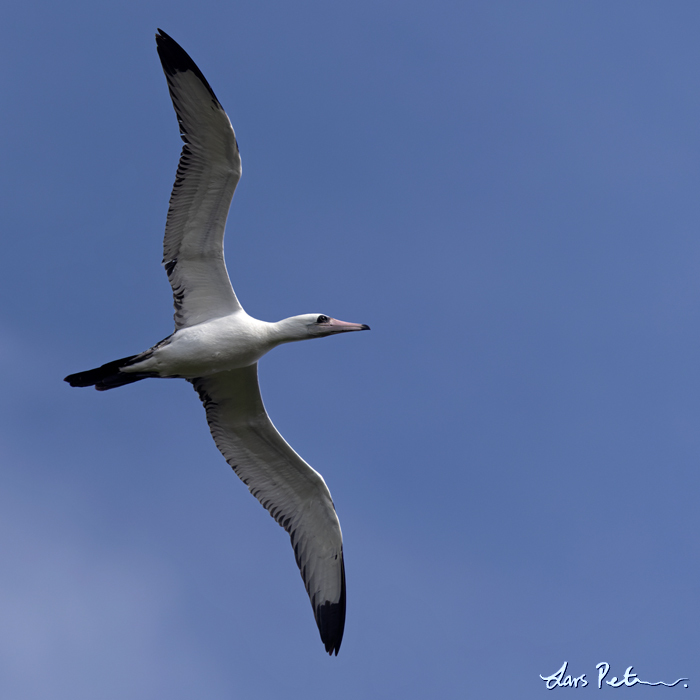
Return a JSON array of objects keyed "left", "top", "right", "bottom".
[{"left": 2, "top": 1, "right": 699, "bottom": 697}]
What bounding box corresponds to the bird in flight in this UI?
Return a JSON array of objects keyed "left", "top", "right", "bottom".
[{"left": 65, "top": 28, "right": 369, "bottom": 655}]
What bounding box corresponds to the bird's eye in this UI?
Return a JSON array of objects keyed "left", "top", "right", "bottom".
[{"left": 317, "top": 315, "right": 330, "bottom": 324}]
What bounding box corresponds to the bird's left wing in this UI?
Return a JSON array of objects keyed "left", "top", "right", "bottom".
[
  {"left": 190, "top": 364, "right": 346, "bottom": 655},
  {"left": 156, "top": 29, "right": 243, "bottom": 329}
]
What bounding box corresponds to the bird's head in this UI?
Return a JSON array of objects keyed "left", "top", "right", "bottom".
[{"left": 275, "top": 314, "right": 370, "bottom": 342}]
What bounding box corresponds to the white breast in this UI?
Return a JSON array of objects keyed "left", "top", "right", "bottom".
[{"left": 128, "top": 312, "right": 276, "bottom": 378}]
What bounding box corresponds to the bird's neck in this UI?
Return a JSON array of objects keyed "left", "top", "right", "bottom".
[{"left": 267, "top": 316, "right": 309, "bottom": 345}]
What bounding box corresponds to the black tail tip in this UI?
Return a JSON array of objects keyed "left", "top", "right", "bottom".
[
  {"left": 63, "top": 355, "right": 149, "bottom": 391},
  {"left": 64, "top": 372, "right": 93, "bottom": 388}
]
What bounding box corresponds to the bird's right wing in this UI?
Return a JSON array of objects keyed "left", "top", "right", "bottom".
[
  {"left": 190, "top": 364, "right": 346, "bottom": 655},
  {"left": 156, "top": 29, "right": 243, "bottom": 329}
]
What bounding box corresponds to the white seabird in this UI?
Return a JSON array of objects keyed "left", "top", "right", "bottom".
[{"left": 65, "top": 28, "right": 369, "bottom": 656}]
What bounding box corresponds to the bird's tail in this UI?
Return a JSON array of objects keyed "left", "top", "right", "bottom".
[{"left": 64, "top": 355, "right": 157, "bottom": 391}]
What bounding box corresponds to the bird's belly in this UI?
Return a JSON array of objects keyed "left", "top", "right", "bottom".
[
  {"left": 155, "top": 346, "right": 261, "bottom": 377},
  {"left": 127, "top": 322, "right": 271, "bottom": 378}
]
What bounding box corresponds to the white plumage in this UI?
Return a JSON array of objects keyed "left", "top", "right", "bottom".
[{"left": 65, "top": 29, "right": 369, "bottom": 655}]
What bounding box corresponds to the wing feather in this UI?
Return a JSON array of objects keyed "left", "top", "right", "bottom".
[
  {"left": 156, "top": 29, "right": 243, "bottom": 329},
  {"left": 190, "top": 365, "right": 346, "bottom": 655}
]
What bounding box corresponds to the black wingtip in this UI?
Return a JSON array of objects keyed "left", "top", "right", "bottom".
[
  {"left": 155, "top": 28, "right": 221, "bottom": 105},
  {"left": 315, "top": 555, "right": 346, "bottom": 656}
]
